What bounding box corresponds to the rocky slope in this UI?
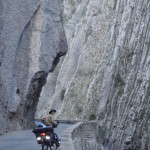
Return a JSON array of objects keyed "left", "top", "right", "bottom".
[{"left": 0, "top": 0, "right": 67, "bottom": 133}]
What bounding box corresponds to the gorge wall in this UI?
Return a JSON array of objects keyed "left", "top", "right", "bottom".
[
  {"left": 0, "top": 0, "right": 67, "bottom": 133},
  {"left": 39, "top": 0, "right": 150, "bottom": 149},
  {"left": 0, "top": 0, "right": 150, "bottom": 149}
]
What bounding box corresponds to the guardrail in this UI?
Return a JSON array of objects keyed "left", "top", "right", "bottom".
[{"left": 60, "top": 121, "right": 97, "bottom": 150}]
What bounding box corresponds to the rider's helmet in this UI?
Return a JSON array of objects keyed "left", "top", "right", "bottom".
[{"left": 49, "top": 109, "right": 56, "bottom": 114}]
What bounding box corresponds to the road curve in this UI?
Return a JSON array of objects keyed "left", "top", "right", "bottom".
[{"left": 0, "top": 123, "right": 71, "bottom": 150}]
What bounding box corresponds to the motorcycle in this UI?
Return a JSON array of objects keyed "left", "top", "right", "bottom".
[{"left": 32, "top": 120, "right": 60, "bottom": 150}]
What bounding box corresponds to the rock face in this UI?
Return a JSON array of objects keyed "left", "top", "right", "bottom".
[
  {"left": 38, "top": 0, "right": 150, "bottom": 149},
  {"left": 39, "top": 0, "right": 106, "bottom": 120},
  {"left": 0, "top": 0, "right": 67, "bottom": 133},
  {"left": 95, "top": 0, "right": 150, "bottom": 149}
]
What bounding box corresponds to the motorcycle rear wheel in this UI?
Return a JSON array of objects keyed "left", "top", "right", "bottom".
[{"left": 42, "top": 144, "right": 48, "bottom": 150}]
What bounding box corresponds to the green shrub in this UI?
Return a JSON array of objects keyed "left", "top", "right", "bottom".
[
  {"left": 16, "top": 88, "right": 20, "bottom": 94},
  {"left": 69, "top": 0, "right": 75, "bottom": 6},
  {"left": 88, "top": 112, "right": 96, "bottom": 120},
  {"left": 118, "top": 88, "right": 124, "bottom": 95},
  {"left": 84, "top": 26, "right": 92, "bottom": 43},
  {"left": 76, "top": 106, "right": 83, "bottom": 114},
  {"left": 137, "top": 79, "right": 143, "bottom": 84},
  {"left": 61, "top": 89, "right": 66, "bottom": 100},
  {"left": 82, "top": 7, "right": 87, "bottom": 17},
  {"left": 114, "top": 72, "right": 125, "bottom": 87},
  {"left": 147, "top": 80, "right": 150, "bottom": 96}
]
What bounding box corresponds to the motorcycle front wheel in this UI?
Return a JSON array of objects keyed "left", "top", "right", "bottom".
[{"left": 52, "top": 143, "right": 57, "bottom": 150}]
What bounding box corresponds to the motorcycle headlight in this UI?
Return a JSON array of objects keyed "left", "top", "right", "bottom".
[
  {"left": 37, "top": 137, "right": 41, "bottom": 141},
  {"left": 46, "top": 136, "right": 50, "bottom": 140}
]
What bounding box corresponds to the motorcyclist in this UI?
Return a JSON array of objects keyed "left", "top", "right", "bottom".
[
  {"left": 42, "top": 109, "right": 58, "bottom": 126},
  {"left": 42, "top": 109, "right": 60, "bottom": 146}
]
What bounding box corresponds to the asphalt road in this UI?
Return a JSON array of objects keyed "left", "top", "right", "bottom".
[{"left": 0, "top": 123, "right": 71, "bottom": 150}]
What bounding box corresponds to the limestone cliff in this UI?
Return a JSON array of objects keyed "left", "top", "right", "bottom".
[
  {"left": 95, "top": 0, "right": 150, "bottom": 149},
  {"left": 38, "top": 0, "right": 150, "bottom": 149},
  {"left": 0, "top": 0, "right": 67, "bottom": 133}
]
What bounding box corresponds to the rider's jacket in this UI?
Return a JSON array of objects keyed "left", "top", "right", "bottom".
[{"left": 42, "top": 114, "right": 57, "bottom": 126}]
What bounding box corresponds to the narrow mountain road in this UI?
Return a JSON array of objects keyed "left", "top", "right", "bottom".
[{"left": 0, "top": 123, "right": 71, "bottom": 150}]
